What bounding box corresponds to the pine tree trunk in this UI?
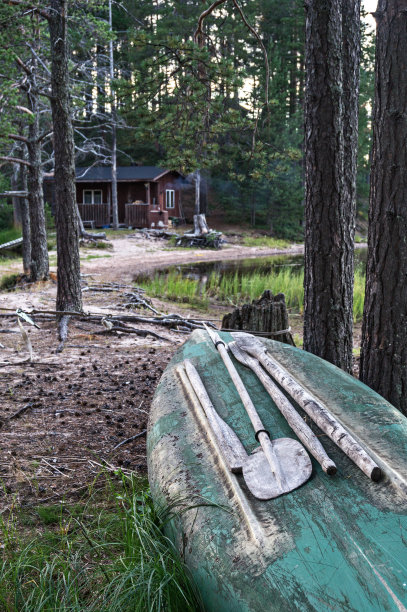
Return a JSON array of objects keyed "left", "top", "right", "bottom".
[
  {"left": 21, "top": 166, "right": 31, "bottom": 276},
  {"left": 27, "top": 107, "right": 49, "bottom": 281},
  {"left": 11, "top": 160, "right": 21, "bottom": 226},
  {"left": 109, "top": 0, "right": 119, "bottom": 230},
  {"left": 11, "top": 159, "right": 31, "bottom": 275},
  {"left": 341, "top": 0, "right": 361, "bottom": 341},
  {"left": 303, "top": 0, "right": 359, "bottom": 373},
  {"left": 360, "top": 0, "right": 407, "bottom": 414},
  {"left": 48, "top": 0, "right": 82, "bottom": 314}
]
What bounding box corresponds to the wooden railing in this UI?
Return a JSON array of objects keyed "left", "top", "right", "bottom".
[
  {"left": 78, "top": 203, "right": 110, "bottom": 227},
  {"left": 125, "top": 203, "right": 149, "bottom": 228}
]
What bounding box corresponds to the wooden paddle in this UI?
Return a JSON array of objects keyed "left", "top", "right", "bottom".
[
  {"left": 228, "top": 341, "right": 337, "bottom": 475},
  {"left": 233, "top": 333, "right": 382, "bottom": 482},
  {"left": 203, "top": 325, "right": 312, "bottom": 499},
  {"left": 184, "top": 359, "right": 247, "bottom": 473}
]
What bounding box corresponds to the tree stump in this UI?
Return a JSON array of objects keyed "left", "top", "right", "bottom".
[{"left": 221, "top": 290, "right": 294, "bottom": 345}]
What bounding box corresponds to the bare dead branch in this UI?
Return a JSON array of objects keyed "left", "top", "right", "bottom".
[
  {"left": 0, "top": 156, "right": 32, "bottom": 168},
  {"left": 194, "top": 0, "right": 228, "bottom": 43}
]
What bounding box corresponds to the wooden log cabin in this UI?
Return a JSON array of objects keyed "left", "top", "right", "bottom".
[{"left": 44, "top": 166, "right": 184, "bottom": 228}]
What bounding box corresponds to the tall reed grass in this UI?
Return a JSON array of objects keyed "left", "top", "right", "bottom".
[
  {"left": 141, "top": 267, "right": 366, "bottom": 322},
  {"left": 0, "top": 473, "right": 203, "bottom": 611}
]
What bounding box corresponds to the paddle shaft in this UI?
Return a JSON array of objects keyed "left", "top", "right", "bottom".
[
  {"left": 242, "top": 343, "right": 381, "bottom": 482},
  {"left": 229, "top": 343, "right": 337, "bottom": 475},
  {"left": 207, "top": 334, "right": 287, "bottom": 492},
  {"left": 184, "top": 359, "right": 247, "bottom": 473}
]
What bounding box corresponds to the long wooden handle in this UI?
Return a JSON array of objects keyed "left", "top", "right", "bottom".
[
  {"left": 213, "top": 339, "right": 287, "bottom": 492},
  {"left": 241, "top": 342, "right": 381, "bottom": 482},
  {"left": 229, "top": 343, "right": 336, "bottom": 475},
  {"left": 183, "top": 359, "right": 247, "bottom": 473}
]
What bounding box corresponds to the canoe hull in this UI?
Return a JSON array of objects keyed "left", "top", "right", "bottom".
[{"left": 148, "top": 330, "right": 407, "bottom": 611}]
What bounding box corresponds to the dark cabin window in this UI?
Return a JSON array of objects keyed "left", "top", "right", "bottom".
[
  {"left": 83, "top": 190, "right": 102, "bottom": 204},
  {"left": 166, "top": 189, "right": 175, "bottom": 209}
]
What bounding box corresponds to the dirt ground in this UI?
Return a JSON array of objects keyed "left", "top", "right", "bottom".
[{"left": 0, "top": 234, "right": 307, "bottom": 513}]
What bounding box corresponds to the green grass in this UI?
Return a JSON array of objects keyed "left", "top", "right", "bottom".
[
  {"left": 81, "top": 253, "right": 112, "bottom": 261},
  {"left": 142, "top": 270, "right": 209, "bottom": 309},
  {"left": 0, "top": 273, "right": 20, "bottom": 290},
  {"left": 0, "top": 228, "right": 21, "bottom": 245},
  {"left": 242, "top": 236, "right": 293, "bottom": 249},
  {"left": 82, "top": 240, "right": 113, "bottom": 250},
  {"left": 0, "top": 473, "right": 203, "bottom": 612},
  {"left": 103, "top": 229, "right": 135, "bottom": 239},
  {"left": 141, "top": 268, "right": 366, "bottom": 322}
]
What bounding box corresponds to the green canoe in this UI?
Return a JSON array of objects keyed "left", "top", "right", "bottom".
[{"left": 147, "top": 330, "right": 407, "bottom": 611}]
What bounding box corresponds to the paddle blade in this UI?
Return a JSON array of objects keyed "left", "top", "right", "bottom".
[{"left": 243, "top": 438, "right": 312, "bottom": 500}]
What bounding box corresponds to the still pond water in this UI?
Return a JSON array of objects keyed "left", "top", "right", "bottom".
[{"left": 135, "top": 249, "right": 367, "bottom": 285}]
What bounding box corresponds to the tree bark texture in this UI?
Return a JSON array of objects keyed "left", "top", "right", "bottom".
[
  {"left": 11, "top": 160, "right": 21, "bottom": 226},
  {"left": 48, "top": 0, "right": 82, "bottom": 313},
  {"left": 109, "top": 0, "right": 119, "bottom": 230},
  {"left": 11, "top": 158, "right": 31, "bottom": 275},
  {"left": 360, "top": 0, "right": 407, "bottom": 414},
  {"left": 222, "top": 290, "right": 294, "bottom": 345},
  {"left": 21, "top": 166, "right": 31, "bottom": 275},
  {"left": 27, "top": 106, "right": 49, "bottom": 281},
  {"left": 303, "top": 0, "right": 360, "bottom": 373}
]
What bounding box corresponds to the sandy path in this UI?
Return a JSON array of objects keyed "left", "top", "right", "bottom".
[{"left": 80, "top": 236, "right": 305, "bottom": 282}]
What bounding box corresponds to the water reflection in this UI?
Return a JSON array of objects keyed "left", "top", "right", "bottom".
[{"left": 135, "top": 248, "right": 367, "bottom": 284}]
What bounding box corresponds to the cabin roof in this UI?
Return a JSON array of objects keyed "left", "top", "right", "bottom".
[
  {"left": 75, "top": 166, "right": 173, "bottom": 182},
  {"left": 44, "top": 166, "right": 179, "bottom": 182}
]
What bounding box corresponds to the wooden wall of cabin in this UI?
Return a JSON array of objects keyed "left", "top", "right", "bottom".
[
  {"left": 157, "top": 173, "right": 181, "bottom": 217},
  {"left": 75, "top": 183, "right": 109, "bottom": 204},
  {"left": 117, "top": 183, "right": 149, "bottom": 222}
]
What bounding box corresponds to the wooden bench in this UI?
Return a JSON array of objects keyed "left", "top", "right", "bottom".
[{"left": 83, "top": 220, "right": 96, "bottom": 229}]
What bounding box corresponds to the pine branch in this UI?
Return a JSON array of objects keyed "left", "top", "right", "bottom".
[{"left": 0, "top": 156, "right": 32, "bottom": 168}]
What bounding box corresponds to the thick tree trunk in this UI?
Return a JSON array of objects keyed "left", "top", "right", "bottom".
[
  {"left": 27, "top": 107, "right": 49, "bottom": 281},
  {"left": 360, "top": 0, "right": 407, "bottom": 414},
  {"left": 303, "top": 0, "right": 359, "bottom": 373},
  {"left": 48, "top": 0, "right": 82, "bottom": 314},
  {"left": 109, "top": 0, "right": 119, "bottom": 230},
  {"left": 341, "top": 0, "right": 361, "bottom": 343}
]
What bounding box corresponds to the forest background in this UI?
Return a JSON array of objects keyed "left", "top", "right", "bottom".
[{"left": 0, "top": 0, "right": 375, "bottom": 240}]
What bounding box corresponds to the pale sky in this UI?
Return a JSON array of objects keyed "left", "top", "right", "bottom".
[{"left": 363, "top": 0, "right": 377, "bottom": 29}]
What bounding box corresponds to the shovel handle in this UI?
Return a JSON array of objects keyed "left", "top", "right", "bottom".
[{"left": 205, "top": 328, "right": 287, "bottom": 492}]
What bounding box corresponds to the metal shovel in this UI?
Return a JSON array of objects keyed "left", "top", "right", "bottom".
[{"left": 204, "top": 325, "right": 312, "bottom": 499}]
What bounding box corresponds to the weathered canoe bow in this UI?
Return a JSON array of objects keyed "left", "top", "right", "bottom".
[{"left": 147, "top": 330, "right": 407, "bottom": 612}]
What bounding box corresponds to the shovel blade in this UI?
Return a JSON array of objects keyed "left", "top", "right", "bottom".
[{"left": 243, "top": 438, "right": 312, "bottom": 500}]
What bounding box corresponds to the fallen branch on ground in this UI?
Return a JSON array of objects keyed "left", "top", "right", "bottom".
[
  {"left": 111, "top": 429, "right": 147, "bottom": 452},
  {"left": 93, "top": 324, "right": 170, "bottom": 342}
]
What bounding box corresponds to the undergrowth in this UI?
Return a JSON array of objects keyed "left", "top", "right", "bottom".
[
  {"left": 242, "top": 236, "right": 292, "bottom": 249},
  {"left": 0, "top": 472, "right": 203, "bottom": 612},
  {"left": 0, "top": 273, "right": 20, "bottom": 290},
  {"left": 0, "top": 228, "right": 21, "bottom": 245},
  {"left": 141, "top": 268, "right": 366, "bottom": 322}
]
